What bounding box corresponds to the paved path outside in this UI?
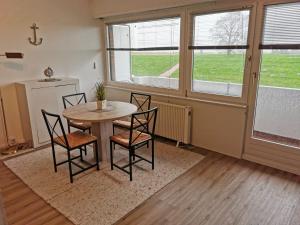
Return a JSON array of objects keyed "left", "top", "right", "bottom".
[{"left": 159, "top": 64, "right": 179, "bottom": 78}]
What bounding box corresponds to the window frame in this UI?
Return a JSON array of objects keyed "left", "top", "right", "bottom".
[
  {"left": 185, "top": 1, "right": 257, "bottom": 104},
  {"left": 250, "top": 0, "right": 300, "bottom": 141},
  {"left": 103, "top": 0, "right": 258, "bottom": 104},
  {"left": 104, "top": 8, "right": 187, "bottom": 97}
]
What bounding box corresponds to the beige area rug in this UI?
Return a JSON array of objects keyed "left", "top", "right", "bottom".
[{"left": 4, "top": 142, "right": 204, "bottom": 225}]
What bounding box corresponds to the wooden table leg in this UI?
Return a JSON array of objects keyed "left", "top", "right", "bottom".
[{"left": 91, "top": 121, "right": 113, "bottom": 162}]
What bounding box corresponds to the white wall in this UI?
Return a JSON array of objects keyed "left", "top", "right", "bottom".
[
  {"left": 0, "top": 0, "right": 104, "bottom": 99},
  {"left": 107, "top": 87, "right": 247, "bottom": 158},
  {"left": 91, "top": 0, "right": 213, "bottom": 18},
  {"left": 0, "top": 0, "right": 104, "bottom": 146}
]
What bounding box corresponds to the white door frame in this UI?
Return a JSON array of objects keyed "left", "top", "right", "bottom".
[{"left": 243, "top": 0, "right": 300, "bottom": 175}]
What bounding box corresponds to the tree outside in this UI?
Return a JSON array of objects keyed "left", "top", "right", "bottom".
[{"left": 209, "top": 11, "right": 249, "bottom": 54}]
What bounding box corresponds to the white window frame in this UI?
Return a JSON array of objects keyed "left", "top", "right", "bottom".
[
  {"left": 245, "top": 0, "right": 300, "bottom": 149},
  {"left": 185, "top": 0, "right": 257, "bottom": 104},
  {"left": 104, "top": 8, "right": 187, "bottom": 97},
  {"left": 103, "top": 0, "right": 258, "bottom": 105},
  {"left": 242, "top": 0, "right": 300, "bottom": 175}
]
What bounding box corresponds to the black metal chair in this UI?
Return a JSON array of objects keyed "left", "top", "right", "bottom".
[
  {"left": 110, "top": 107, "right": 158, "bottom": 181},
  {"left": 42, "top": 109, "right": 99, "bottom": 183},
  {"left": 112, "top": 92, "right": 151, "bottom": 132},
  {"left": 62, "top": 93, "right": 91, "bottom": 134}
]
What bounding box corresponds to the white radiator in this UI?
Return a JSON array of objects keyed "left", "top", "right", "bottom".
[{"left": 151, "top": 101, "right": 192, "bottom": 145}]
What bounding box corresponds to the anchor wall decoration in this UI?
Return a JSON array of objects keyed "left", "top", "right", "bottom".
[{"left": 28, "top": 23, "right": 43, "bottom": 46}]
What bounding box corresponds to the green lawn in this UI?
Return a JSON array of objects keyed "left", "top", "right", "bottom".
[
  {"left": 131, "top": 53, "right": 300, "bottom": 88},
  {"left": 132, "top": 54, "right": 179, "bottom": 76}
]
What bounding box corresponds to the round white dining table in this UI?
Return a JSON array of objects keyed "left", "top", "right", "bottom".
[{"left": 62, "top": 101, "right": 137, "bottom": 161}]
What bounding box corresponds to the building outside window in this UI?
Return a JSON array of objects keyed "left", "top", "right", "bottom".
[{"left": 107, "top": 17, "right": 181, "bottom": 90}]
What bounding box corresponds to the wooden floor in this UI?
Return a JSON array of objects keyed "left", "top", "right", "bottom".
[
  {"left": 0, "top": 160, "right": 73, "bottom": 225},
  {"left": 1, "top": 150, "right": 300, "bottom": 225}
]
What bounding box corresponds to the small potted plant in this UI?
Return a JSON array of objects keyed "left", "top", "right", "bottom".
[{"left": 95, "top": 82, "right": 107, "bottom": 110}]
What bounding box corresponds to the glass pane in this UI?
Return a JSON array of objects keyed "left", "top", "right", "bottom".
[
  {"left": 191, "top": 10, "right": 250, "bottom": 97},
  {"left": 108, "top": 25, "right": 130, "bottom": 49},
  {"left": 108, "top": 17, "right": 180, "bottom": 89},
  {"left": 263, "top": 2, "right": 300, "bottom": 45},
  {"left": 193, "top": 10, "right": 249, "bottom": 46},
  {"left": 192, "top": 49, "right": 246, "bottom": 97},
  {"left": 130, "top": 19, "right": 180, "bottom": 48},
  {"left": 131, "top": 50, "right": 179, "bottom": 89},
  {"left": 109, "top": 50, "right": 131, "bottom": 82},
  {"left": 253, "top": 50, "right": 300, "bottom": 148}
]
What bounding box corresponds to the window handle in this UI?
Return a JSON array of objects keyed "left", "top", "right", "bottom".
[
  {"left": 253, "top": 72, "right": 257, "bottom": 79},
  {"left": 252, "top": 72, "right": 258, "bottom": 85},
  {"left": 246, "top": 55, "right": 252, "bottom": 67}
]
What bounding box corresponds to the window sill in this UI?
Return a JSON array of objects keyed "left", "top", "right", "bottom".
[{"left": 106, "top": 85, "right": 248, "bottom": 110}]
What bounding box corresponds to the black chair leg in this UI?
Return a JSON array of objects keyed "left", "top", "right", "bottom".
[
  {"left": 68, "top": 124, "right": 71, "bottom": 134},
  {"left": 84, "top": 145, "right": 87, "bottom": 155},
  {"left": 129, "top": 149, "right": 133, "bottom": 181},
  {"left": 132, "top": 149, "right": 135, "bottom": 161},
  {"left": 146, "top": 126, "right": 149, "bottom": 148},
  {"left": 51, "top": 142, "right": 57, "bottom": 172},
  {"left": 79, "top": 147, "right": 83, "bottom": 161},
  {"left": 152, "top": 140, "right": 155, "bottom": 170},
  {"left": 110, "top": 140, "right": 114, "bottom": 170},
  {"left": 81, "top": 129, "right": 88, "bottom": 155},
  {"left": 113, "top": 125, "right": 116, "bottom": 150},
  {"left": 95, "top": 142, "right": 100, "bottom": 171},
  {"left": 67, "top": 150, "right": 73, "bottom": 183}
]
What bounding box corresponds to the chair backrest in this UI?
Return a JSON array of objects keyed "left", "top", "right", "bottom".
[
  {"left": 41, "top": 109, "right": 69, "bottom": 148},
  {"left": 62, "top": 93, "right": 87, "bottom": 109},
  {"left": 130, "top": 92, "right": 151, "bottom": 113},
  {"left": 129, "top": 107, "right": 158, "bottom": 146}
]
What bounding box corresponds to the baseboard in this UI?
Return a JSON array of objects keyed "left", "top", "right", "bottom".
[{"left": 243, "top": 153, "right": 300, "bottom": 175}]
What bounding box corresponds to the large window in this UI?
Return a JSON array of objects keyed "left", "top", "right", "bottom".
[
  {"left": 190, "top": 10, "right": 250, "bottom": 97},
  {"left": 107, "top": 17, "right": 181, "bottom": 89}
]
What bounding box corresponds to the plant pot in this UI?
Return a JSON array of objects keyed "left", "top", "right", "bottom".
[{"left": 97, "top": 100, "right": 107, "bottom": 110}]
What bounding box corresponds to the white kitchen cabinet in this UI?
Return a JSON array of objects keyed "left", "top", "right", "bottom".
[{"left": 16, "top": 78, "right": 79, "bottom": 148}]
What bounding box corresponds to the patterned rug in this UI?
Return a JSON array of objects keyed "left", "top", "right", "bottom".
[{"left": 4, "top": 142, "right": 204, "bottom": 225}]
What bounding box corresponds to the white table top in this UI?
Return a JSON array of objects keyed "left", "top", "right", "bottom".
[{"left": 62, "top": 101, "right": 137, "bottom": 123}]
